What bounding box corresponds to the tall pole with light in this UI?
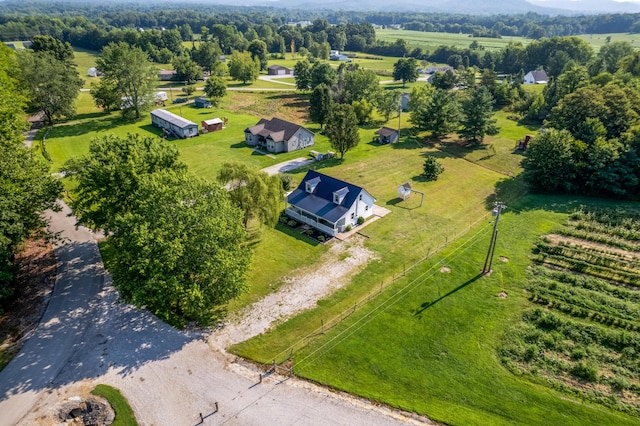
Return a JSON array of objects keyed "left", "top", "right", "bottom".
[{"left": 482, "top": 201, "right": 506, "bottom": 275}]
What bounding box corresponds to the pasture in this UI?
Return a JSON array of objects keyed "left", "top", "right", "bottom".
[{"left": 375, "top": 29, "right": 532, "bottom": 51}]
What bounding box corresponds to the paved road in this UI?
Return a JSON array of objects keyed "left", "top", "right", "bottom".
[{"left": 0, "top": 207, "right": 426, "bottom": 425}]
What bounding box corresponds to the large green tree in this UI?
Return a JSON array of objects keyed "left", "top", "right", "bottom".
[
  {"left": 96, "top": 42, "right": 157, "bottom": 119},
  {"left": 0, "top": 45, "right": 61, "bottom": 308},
  {"left": 217, "top": 162, "right": 284, "bottom": 228},
  {"left": 109, "top": 169, "right": 251, "bottom": 326},
  {"left": 413, "top": 88, "right": 460, "bottom": 139},
  {"left": 309, "top": 83, "right": 333, "bottom": 129},
  {"left": 375, "top": 89, "right": 402, "bottom": 122},
  {"left": 63, "top": 133, "right": 185, "bottom": 232},
  {"left": 343, "top": 67, "right": 379, "bottom": 104},
  {"left": 30, "top": 35, "right": 74, "bottom": 63},
  {"left": 192, "top": 41, "right": 222, "bottom": 76},
  {"left": 294, "top": 59, "right": 311, "bottom": 91},
  {"left": 458, "top": 86, "right": 499, "bottom": 145},
  {"left": 203, "top": 76, "right": 226, "bottom": 106},
  {"left": 247, "top": 39, "right": 269, "bottom": 71},
  {"left": 325, "top": 103, "right": 360, "bottom": 159},
  {"left": 172, "top": 55, "right": 202, "bottom": 82},
  {"left": 310, "top": 61, "right": 337, "bottom": 89},
  {"left": 228, "top": 50, "right": 259, "bottom": 84},
  {"left": 90, "top": 78, "right": 120, "bottom": 113},
  {"left": 392, "top": 57, "right": 419, "bottom": 88},
  {"left": 16, "top": 50, "right": 82, "bottom": 124}
]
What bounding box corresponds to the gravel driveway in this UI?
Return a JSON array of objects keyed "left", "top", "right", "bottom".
[{"left": 0, "top": 201, "right": 430, "bottom": 425}]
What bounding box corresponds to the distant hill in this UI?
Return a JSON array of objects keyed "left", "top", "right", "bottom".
[{"left": 527, "top": 0, "right": 640, "bottom": 14}]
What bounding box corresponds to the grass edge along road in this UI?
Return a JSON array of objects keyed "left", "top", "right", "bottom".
[{"left": 232, "top": 197, "right": 640, "bottom": 426}]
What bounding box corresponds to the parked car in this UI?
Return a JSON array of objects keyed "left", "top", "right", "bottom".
[{"left": 172, "top": 97, "right": 187, "bottom": 104}]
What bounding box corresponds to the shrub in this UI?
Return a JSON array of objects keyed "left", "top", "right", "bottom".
[
  {"left": 318, "top": 235, "right": 325, "bottom": 242},
  {"left": 612, "top": 376, "right": 631, "bottom": 391},
  {"left": 571, "top": 361, "right": 599, "bottom": 382},
  {"left": 345, "top": 225, "right": 352, "bottom": 232},
  {"left": 422, "top": 156, "right": 444, "bottom": 181},
  {"left": 287, "top": 220, "right": 297, "bottom": 227},
  {"left": 280, "top": 174, "right": 294, "bottom": 191},
  {"left": 357, "top": 216, "right": 365, "bottom": 225}
]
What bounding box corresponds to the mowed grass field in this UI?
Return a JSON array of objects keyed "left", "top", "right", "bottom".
[
  {"left": 49, "top": 37, "right": 640, "bottom": 424},
  {"left": 376, "top": 29, "right": 533, "bottom": 51}
]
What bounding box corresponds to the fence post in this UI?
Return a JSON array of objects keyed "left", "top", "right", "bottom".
[
  {"left": 215, "top": 402, "right": 219, "bottom": 412},
  {"left": 321, "top": 319, "right": 324, "bottom": 334},
  {"left": 200, "top": 413, "right": 204, "bottom": 422},
  {"left": 259, "top": 373, "right": 262, "bottom": 383}
]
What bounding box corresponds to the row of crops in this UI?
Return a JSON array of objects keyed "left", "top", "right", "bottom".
[{"left": 500, "top": 208, "right": 640, "bottom": 416}]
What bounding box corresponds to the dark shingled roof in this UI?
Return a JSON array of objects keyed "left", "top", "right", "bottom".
[
  {"left": 287, "top": 170, "right": 369, "bottom": 223},
  {"left": 529, "top": 69, "right": 548, "bottom": 82},
  {"left": 245, "top": 117, "right": 312, "bottom": 142}
]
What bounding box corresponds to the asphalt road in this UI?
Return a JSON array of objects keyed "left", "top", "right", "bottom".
[{"left": 0, "top": 203, "right": 428, "bottom": 426}]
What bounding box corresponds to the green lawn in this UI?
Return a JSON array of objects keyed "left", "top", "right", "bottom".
[
  {"left": 233, "top": 196, "right": 638, "bottom": 425},
  {"left": 91, "top": 384, "right": 138, "bottom": 426}
]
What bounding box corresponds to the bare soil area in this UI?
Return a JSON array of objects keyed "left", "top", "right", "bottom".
[
  {"left": 0, "top": 238, "right": 56, "bottom": 369},
  {"left": 546, "top": 233, "right": 640, "bottom": 261},
  {"left": 209, "top": 235, "right": 376, "bottom": 350}
]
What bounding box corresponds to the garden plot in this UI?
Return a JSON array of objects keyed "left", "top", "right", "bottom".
[{"left": 501, "top": 207, "right": 640, "bottom": 417}]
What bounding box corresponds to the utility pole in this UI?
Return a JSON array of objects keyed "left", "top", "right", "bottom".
[
  {"left": 397, "top": 103, "right": 402, "bottom": 143},
  {"left": 482, "top": 201, "right": 506, "bottom": 275}
]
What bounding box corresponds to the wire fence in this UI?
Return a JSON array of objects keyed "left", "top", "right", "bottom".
[{"left": 258, "top": 210, "right": 493, "bottom": 372}]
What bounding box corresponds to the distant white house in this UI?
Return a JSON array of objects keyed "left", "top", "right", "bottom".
[
  {"left": 88, "top": 67, "right": 98, "bottom": 77},
  {"left": 524, "top": 69, "right": 548, "bottom": 84}
]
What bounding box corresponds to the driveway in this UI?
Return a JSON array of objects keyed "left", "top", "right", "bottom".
[
  {"left": 0, "top": 201, "right": 429, "bottom": 425},
  {"left": 261, "top": 157, "right": 315, "bottom": 176}
]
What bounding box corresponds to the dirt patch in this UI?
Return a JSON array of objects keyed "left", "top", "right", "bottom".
[
  {"left": 546, "top": 234, "right": 640, "bottom": 261},
  {"left": 227, "top": 92, "right": 309, "bottom": 123},
  {"left": 209, "top": 236, "right": 376, "bottom": 350},
  {"left": 0, "top": 238, "right": 56, "bottom": 364},
  {"left": 440, "top": 267, "right": 451, "bottom": 273},
  {"left": 499, "top": 256, "right": 509, "bottom": 262}
]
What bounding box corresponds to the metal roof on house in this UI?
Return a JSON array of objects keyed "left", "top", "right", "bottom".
[
  {"left": 151, "top": 109, "right": 197, "bottom": 129},
  {"left": 529, "top": 69, "right": 548, "bottom": 82},
  {"left": 287, "top": 170, "right": 372, "bottom": 224},
  {"left": 203, "top": 118, "right": 223, "bottom": 125},
  {"left": 244, "top": 117, "right": 312, "bottom": 142},
  {"left": 268, "top": 64, "right": 292, "bottom": 71},
  {"left": 375, "top": 127, "right": 398, "bottom": 137}
]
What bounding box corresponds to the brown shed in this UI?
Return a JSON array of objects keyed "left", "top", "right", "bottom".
[{"left": 202, "top": 117, "right": 223, "bottom": 132}]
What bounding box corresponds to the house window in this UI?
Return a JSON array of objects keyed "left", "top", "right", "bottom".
[
  {"left": 351, "top": 212, "right": 355, "bottom": 219},
  {"left": 359, "top": 194, "right": 362, "bottom": 201},
  {"left": 333, "top": 194, "right": 339, "bottom": 203},
  {"left": 306, "top": 182, "right": 312, "bottom": 193},
  {"left": 365, "top": 205, "right": 369, "bottom": 211}
]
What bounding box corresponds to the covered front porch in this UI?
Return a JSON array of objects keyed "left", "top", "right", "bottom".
[{"left": 285, "top": 206, "right": 342, "bottom": 236}]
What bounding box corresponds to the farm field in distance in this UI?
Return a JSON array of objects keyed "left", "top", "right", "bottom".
[{"left": 33, "top": 31, "right": 640, "bottom": 425}]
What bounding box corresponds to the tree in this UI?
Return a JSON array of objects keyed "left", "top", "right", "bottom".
[
  {"left": 351, "top": 99, "right": 373, "bottom": 125},
  {"left": 458, "top": 86, "right": 499, "bottom": 145},
  {"left": 217, "top": 162, "right": 284, "bottom": 228},
  {"left": 412, "top": 88, "right": 460, "bottom": 139},
  {"left": 522, "top": 129, "right": 585, "bottom": 193},
  {"left": 192, "top": 41, "right": 222, "bottom": 75},
  {"left": 247, "top": 39, "right": 268, "bottom": 71},
  {"left": 294, "top": 59, "right": 311, "bottom": 91},
  {"left": 172, "top": 55, "right": 202, "bottom": 82},
  {"left": 16, "top": 50, "right": 83, "bottom": 124},
  {"left": 375, "top": 89, "right": 402, "bottom": 122},
  {"left": 422, "top": 156, "right": 444, "bottom": 181},
  {"left": 430, "top": 70, "right": 458, "bottom": 90},
  {"left": 325, "top": 103, "right": 360, "bottom": 159},
  {"left": 30, "top": 35, "right": 74, "bottom": 63},
  {"left": 392, "top": 57, "right": 419, "bottom": 87},
  {"left": 203, "top": 76, "right": 226, "bottom": 106},
  {"left": 90, "top": 78, "right": 120, "bottom": 113},
  {"left": 63, "top": 133, "right": 186, "bottom": 232},
  {"left": 0, "top": 45, "right": 61, "bottom": 308},
  {"left": 310, "top": 61, "right": 337, "bottom": 89},
  {"left": 96, "top": 42, "right": 157, "bottom": 119},
  {"left": 598, "top": 41, "right": 634, "bottom": 74},
  {"left": 309, "top": 83, "right": 333, "bottom": 129},
  {"left": 228, "top": 50, "right": 259, "bottom": 84},
  {"left": 109, "top": 169, "right": 251, "bottom": 326},
  {"left": 343, "top": 68, "right": 379, "bottom": 104}
]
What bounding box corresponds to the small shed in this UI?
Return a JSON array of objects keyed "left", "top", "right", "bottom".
[
  {"left": 398, "top": 182, "right": 411, "bottom": 200},
  {"left": 194, "top": 97, "right": 212, "bottom": 108},
  {"left": 158, "top": 69, "right": 176, "bottom": 81},
  {"left": 375, "top": 127, "right": 399, "bottom": 144},
  {"left": 88, "top": 67, "right": 98, "bottom": 77},
  {"left": 202, "top": 117, "right": 223, "bottom": 132}
]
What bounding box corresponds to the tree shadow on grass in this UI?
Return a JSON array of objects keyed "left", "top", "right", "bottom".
[
  {"left": 414, "top": 273, "right": 483, "bottom": 318},
  {"left": 49, "top": 116, "right": 130, "bottom": 138}
]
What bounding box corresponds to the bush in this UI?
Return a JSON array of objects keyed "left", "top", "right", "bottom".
[
  {"left": 345, "top": 225, "right": 352, "bottom": 232},
  {"left": 280, "top": 174, "right": 294, "bottom": 191},
  {"left": 422, "top": 156, "right": 444, "bottom": 181},
  {"left": 287, "top": 220, "right": 297, "bottom": 227},
  {"left": 571, "top": 361, "right": 599, "bottom": 382},
  {"left": 357, "top": 216, "right": 365, "bottom": 225},
  {"left": 318, "top": 235, "right": 325, "bottom": 242}
]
